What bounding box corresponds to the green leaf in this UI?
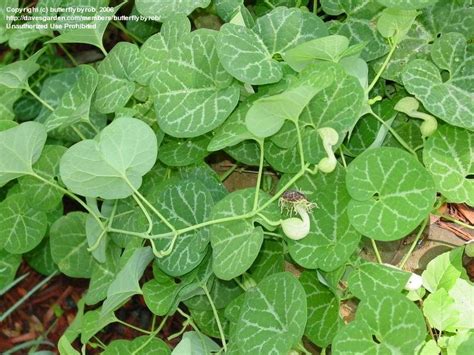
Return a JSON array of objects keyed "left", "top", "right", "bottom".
[
  {"left": 136, "top": 0, "right": 211, "bottom": 21},
  {"left": 35, "top": 67, "right": 106, "bottom": 141},
  {"left": 208, "top": 101, "right": 258, "bottom": 151},
  {"left": 150, "top": 180, "right": 214, "bottom": 276},
  {"left": 235, "top": 272, "right": 307, "bottom": 354},
  {"left": 80, "top": 309, "right": 117, "bottom": 344},
  {"left": 422, "top": 247, "right": 464, "bottom": 293},
  {"left": 101, "top": 247, "right": 153, "bottom": 317},
  {"left": 217, "top": 7, "right": 327, "bottom": 84},
  {"left": 402, "top": 32, "right": 473, "bottom": 130},
  {"left": 0, "top": 48, "right": 45, "bottom": 89},
  {"left": 347, "top": 262, "right": 411, "bottom": 300},
  {"left": 171, "top": 331, "right": 220, "bottom": 355},
  {"left": 191, "top": 308, "right": 229, "bottom": 338},
  {"left": 423, "top": 288, "right": 459, "bottom": 331},
  {"left": 377, "top": 0, "right": 439, "bottom": 10},
  {"left": 7, "top": 0, "right": 61, "bottom": 50},
  {"left": 447, "top": 278, "right": 474, "bottom": 330},
  {"left": 94, "top": 43, "right": 140, "bottom": 114},
  {"left": 321, "top": 0, "right": 388, "bottom": 61},
  {"left": 151, "top": 29, "right": 239, "bottom": 138},
  {"left": 300, "top": 271, "right": 342, "bottom": 348},
  {"left": 0, "top": 194, "right": 47, "bottom": 254},
  {"left": 210, "top": 188, "right": 280, "bottom": 280},
  {"left": 50, "top": 212, "right": 95, "bottom": 278},
  {"left": 143, "top": 272, "right": 180, "bottom": 316},
  {"left": 373, "top": 1, "right": 474, "bottom": 83},
  {"left": 377, "top": 8, "right": 418, "bottom": 43},
  {"left": 346, "top": 147, "right": 436, "bottom": 241},
  {"left": 0, "top": 121, "right": 47, "bottom": 187},
  {"left": 136, "top": 15, "right": 191, "bottom": 85},
  {"left": 444, "top": 331, "right": 474, "bottom": 355},
  {"left": 332, "top": 292, "right": 426, "bottom": 353},
  {"left": 423, "top": 124, "right": 473, "bottom": 205},
  {"left": 0, "top": 85, "right": 21, "bottom": 121},
  {"left": 24, "top": 238, "right": 58, "bottom": 276},
  {"left": 159, "top": 135, "right": 211, "bottom": 167},
  {"left": 185, "top": 278, "right": 242, "bottom": 311},
  {"left": 60, "top": 117, "right": 158, "bottom": 199},
  {"left": 103, "top": 336, "right": 170, "bottom": 354},
  {"left": 282, "top": 34, "right": 350, "bottom": 71},
  {"left": 248, "top": 240, "right": 285, "bottom": 283},
  {"left": 0, "top": 0, "right": 17, "bottom": 42},
  {"left": 85, "top": 245, "right": 121, "bottom": 305},
  {"left": 287, "top": 166, "right": 361, "bottom": 271},
  {"left": 0, "top": 250, "right": 21, "bottom": 290},
  {"left": 18, "top": 145, "right": 66, "bottom": 211},
  {"left": 46, "top": 2, "right": 125, "bottom": 54}
]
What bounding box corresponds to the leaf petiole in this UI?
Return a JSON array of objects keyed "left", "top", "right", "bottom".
[{"left": 203, "top": 284, "right": 227, "bottom": 352}]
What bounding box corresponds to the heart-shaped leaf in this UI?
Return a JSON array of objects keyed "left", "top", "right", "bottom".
[
  {"left": 149, "top": 180, "right": 214, "bottom": 276},
  {"left": 423, "top": 124, "right": 473, "bottom": 205},
  {"left": 47, "top": 2, "right": 124, "bottom": 55},
  {"left": 136, "top": 0, "right": 211, "bottom": 21},
  {"left": 346, "top": 147, "right": 436, "bottom": 241},
  {"left": 235, "top": 272, "right": 307, "bottom": 354},
  {"left": 136, "top": 15, "right": 191, "bottom": 85},
  {"left": 50, "top": 212, "right": 95, "bottom": 278},
  {"left": 210, "top": 188, "right": 280, "bottom": 280},
  {"left": 0, "top": 250, "right": 22, "bottom": 290},
  {"left": 95, "top": 43, "right": 140, "bottom": 114},
  {"left": 0, "top": 121, "right": 47, "bottom": 187},
  {"left": 151, "top": 29, "right": 239, "bottom": 138},
  {"left": 101, "top": 247, "right": 153, "bottom": 317},
  {"left": 217, "top": 7, "right": 327, "bottom": 84},
  {"left": 348, "top": 262, "right": 411, "bottom": 300},
  {"left": 332, "top": 292, "right": 426, "bottom": 353},
  {"left": 287, "top": 166, "right": 361, "bottom": 271},
  {"left": 402, "top": 32, "right": 473, "bottom": 130},
  {"left": 300, "top": 271, "right": 342, "bottom": 348},
  {"left": 0, "top": 194, "right": 48, "bottom": 254},
  {"left": 60, "top": 117, "right": 158, "bottom": 199}
]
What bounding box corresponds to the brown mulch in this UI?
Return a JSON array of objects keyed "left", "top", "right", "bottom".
[{"left": 0, "top": 263, "right": 186, "bottom": 354}]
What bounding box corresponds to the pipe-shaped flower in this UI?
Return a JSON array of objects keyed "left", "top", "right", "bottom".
[
  {"left": 394, "top": 97, "right": 438, "bottom": 138},
  {"left": 404, "top": 272, "right": 423, "bottom": 291},
  {"left": 279, "top": 190, "right": 316, "bottom": 241},
  {"left": 281, "top": 204, "right": 311, "bottom": 240},
  {"left": 317, "top": 127, "right": 339, "bottom": 173}
]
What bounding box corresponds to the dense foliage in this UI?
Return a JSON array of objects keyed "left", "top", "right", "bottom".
[{"left": 0, "top": 0, "right": 473, "bottom": 354}]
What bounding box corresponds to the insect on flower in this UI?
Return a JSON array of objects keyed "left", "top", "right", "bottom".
[
  {"left": 279, "top": 190, "right": 316, "bottom": 240},
  {"left": 279, "top": 189, "right": 316, "bottom": 215}
]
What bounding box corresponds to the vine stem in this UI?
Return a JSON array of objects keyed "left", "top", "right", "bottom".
[
  {"left": 56, "top": 43, "right": 79, "bottom": 66},
  {"left": 130, "top": 316, "right": 169, "bottom": 355},
  {"left": 132, "top": 193, "right": 154, "bottom": 234},
  {"left": 111, "top": 21, "right": 144, "bottom": 44},
  {"left": 31, "top": 173, "right": 105, "bottom": 229},
  {"left": 370, "top": 110, "right": 418, "bottom": 157},
  {"left": 253, "top": 141, "right": 265, "bottom": 211},
  {"left": 116, "top": 318, "right": 152, "bottom": 335},
  {"left": 366, "top": 41, "right": 397, "bottom": 94},
  {"left": 371, "top": 239, "right": 383, "bottom": 264},
  {"left": 399, "top": 218, "right": 428, "bottom": 269},
  {"left": 88, "top": 201, "right": 117, "bottom": 252},
  {"left": 129, "top": 184, "right": 177, "bottom": 234},
  {"left": 25, "top": 86, "right": 54, "bottom": 111},
  {"left": 435, "top": 213, "right": 474, "bottom": 230},
  {"left": 203, "top": 285, "right": 227, "bottom": 352}
]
